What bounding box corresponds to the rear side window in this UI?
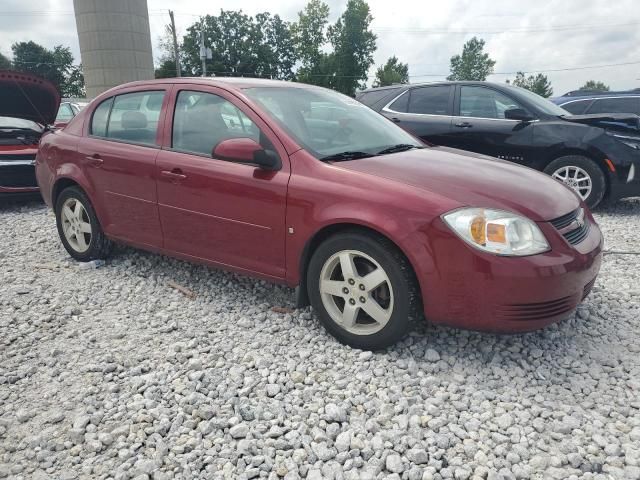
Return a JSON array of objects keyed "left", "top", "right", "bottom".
[
  {"left": 408, "top": 86, "right": 452, "bottom": 115},
  {"left": 561, "top": 100, "right": 591, "bottom": 115},
  {"left": 586, "top": 97, "right": 640, "bottom": 115},
  {"left": 90, "top": 98, "right": 113, "bottom": 137},
  {"left": 106, "top": 91, "right": 165, "bottom": 146}
]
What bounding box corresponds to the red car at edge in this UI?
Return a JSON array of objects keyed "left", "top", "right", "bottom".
[{"left": 33, "top": 77, "right": 603, "bottom": 349}]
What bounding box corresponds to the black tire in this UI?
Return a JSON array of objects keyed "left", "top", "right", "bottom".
[
  {"left": 55, "top": 186, "right": 113, "bottom": 261},
  {"left": 306, "top": 231, "right": 420, "bottom": 350},
  {"left": 543, "top": 155, "right": 606, "bottom": 209}
]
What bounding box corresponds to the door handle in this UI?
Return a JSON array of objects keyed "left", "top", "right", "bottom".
[
  {"left": 454, "top": 122, "right": 473, "bottom": 128},
  {"left": 390, "top": 117, "right": 401, "bottom": 123},
  {"left": 160, "top": 169, "right": 187, "bottom": 181},
  {"left": 85, "top": 154, "right": 103, "bottom": 167}
]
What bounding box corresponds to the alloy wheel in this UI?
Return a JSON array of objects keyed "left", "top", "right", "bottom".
[
  {"left": 61, "top": 197, "right": 92, "bottom": 253},
  {"left": 552, "top": 166, "right": 593, "bottom": 200},
  {"left": 319, "top": 249, "right": 394, "bottom": 335}
]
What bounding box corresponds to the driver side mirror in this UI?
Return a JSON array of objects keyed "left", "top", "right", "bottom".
[
  {"left": 212, "top": 138, "right": 280, "bottom": 171},
  {"left": 504, "top": 108, "right": 535, "bottom": 122}
]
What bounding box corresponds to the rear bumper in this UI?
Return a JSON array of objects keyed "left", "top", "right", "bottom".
[{"left": 421, "top": 215, "right": 603, "bottom": 332}]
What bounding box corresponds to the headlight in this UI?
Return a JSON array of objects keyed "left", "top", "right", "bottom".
[
  {"left": 442, "top": 208, "right": 550, "bottom": 256},
  {"left": 606, "top": 132, "right": 640, "bottom": 150}
]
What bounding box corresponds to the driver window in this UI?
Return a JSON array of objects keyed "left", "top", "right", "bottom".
[
  {"left": 460, "top": 86, "right": 525, "bottom": 119},
  {"left": 172, "top": 90, "right": 270, "bottom": 157}
]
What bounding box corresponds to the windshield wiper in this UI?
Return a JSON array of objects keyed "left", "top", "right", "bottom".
[
  {"left": 377, "top": 144, "right": 422, "bottom": 155},
  {"left": 320, "top": 151, "right": 376, "bottom": 162}
]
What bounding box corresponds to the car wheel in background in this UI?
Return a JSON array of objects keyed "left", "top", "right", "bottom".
[
  {"left": 307, "top": 231, "right": 420, "bottom": 350},
  {"left": 55, "top": 186, "right": 113, "bottom": 261},
  {"left": 544, "top": 155, "right": 606, "bottom": 208}
]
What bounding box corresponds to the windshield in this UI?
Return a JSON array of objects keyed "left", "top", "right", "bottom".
[
  {"left": 507, "top": 86, "right": 570, "bottom": 116},
  {"left": 0, "top": 116, "right": 42, "bottom": 131},
  {"left": 243, "top": 86, "right": 422, "bottom": 159}
]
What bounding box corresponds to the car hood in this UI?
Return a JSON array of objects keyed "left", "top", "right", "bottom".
[
  {"left": 561, "top": 113, "right": 640, "bottom": 133},
  {"left": 335, "top": 147, "right": 580, "bottom": 222},
  {"left": 0, "top": 70, "right": 60, "bottom": 125}
]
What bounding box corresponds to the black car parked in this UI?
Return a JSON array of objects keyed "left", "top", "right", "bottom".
[
  {"left": 552, "top": 89, "right": 640, "bottom": 116},
  {"left": 357, "top": 82, "right": 640, "bottom": 208}
]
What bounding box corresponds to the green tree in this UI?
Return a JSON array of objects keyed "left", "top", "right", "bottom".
[
  {"left": 327, "top": 0, "right": 377, "bottom": 96},
  {"left": 0, "top": 51, "right": 11, "bottom": 69},
  {"left": 373, "top": 56, "right": 409, "bottom": 87},
  {"left": 447, "top": 37, "right": 495, "bottom": 81},
  {"left": 11, "top": 41, "right": 83, "bottom": 96},
  {"left": 181, "top": 10, "right": 297, "bottom": 79},
  {"left": 579, "top": 80, "right": 609, "bottom": 91},
  {"left": 510, "top": 71, "right": 553, "bottom": 98},
  {"left": 292, "top": 0, "right": 330, "bottom": 84}
]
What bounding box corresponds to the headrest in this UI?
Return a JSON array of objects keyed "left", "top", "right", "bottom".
[{"left": 121, "top": 111, "right": 147, "bottom": 129}]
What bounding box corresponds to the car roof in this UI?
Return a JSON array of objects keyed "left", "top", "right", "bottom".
[
  {"left": 105, "top": 77, "right": 320, "bottom": 94},
  {"left": 555, "top": 89, "right": 640, "bottom": 101},
  {"left": 358, "top": 81, "right": 515, "bottom": 94}
]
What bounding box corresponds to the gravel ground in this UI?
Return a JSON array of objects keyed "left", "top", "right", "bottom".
[{"left": 1, "top": 198, "right": 639, "bottom": 480}]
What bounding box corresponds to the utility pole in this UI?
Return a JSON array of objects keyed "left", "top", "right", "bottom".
[
  {"left": 168, "top": 10, "right": 180, "bottom": 77},
  {"left": 199, "top": 23, "right": 212, "bottom": 77}
]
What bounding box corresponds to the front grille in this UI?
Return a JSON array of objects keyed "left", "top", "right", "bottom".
[
  {"left": 549, "top": 209, "right": 579, "bottom": 229},
  {"left": 0, "top": 153, "right": 36, "bottom": 161},
  {"left": 496, "top": 295, "right": 577, "bottom": 321},
  {"left": 0, "top": 164, "right": 37, "bottom": 188},
  {"left": 582, "top": 276, "right": 597, "bottom": 300},
  {"left": 549, "top": 208, "right": 590, "bottom": 246}
]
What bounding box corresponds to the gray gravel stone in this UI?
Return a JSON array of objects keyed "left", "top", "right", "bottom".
[{"left": 1, "top": 199, "right": 639, "bottom": 479}]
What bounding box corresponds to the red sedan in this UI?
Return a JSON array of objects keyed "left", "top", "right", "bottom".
[{"left": 35, "top": 78, "right": 602, "bottom": 349}]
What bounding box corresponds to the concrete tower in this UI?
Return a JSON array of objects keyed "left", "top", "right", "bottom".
[{"left": 73, "top": 0, "right": 155, "bottom": 98}]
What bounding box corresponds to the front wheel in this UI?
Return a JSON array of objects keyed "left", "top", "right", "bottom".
[
  {"left": 307, "top": 231, "right": 419, "bottom": 350},
  {"left": 544, "top": 155, "right": 606, "bottom": 209},
  {"left": 55, "top": 186, "right": 113, "bottom": 261}
]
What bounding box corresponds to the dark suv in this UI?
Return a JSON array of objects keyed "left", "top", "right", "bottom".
[
  {"left": 552, "top": 89, "right": 640, "bottom": 116},
  {"left": 357, "top": 82, "right": 640, "bottom": 208}
]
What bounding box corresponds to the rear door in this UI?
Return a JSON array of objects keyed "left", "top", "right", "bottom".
[
  {"left": 155, "top": 85, "right": 290, "bottom": 279},
  {"left": 449, "top": 85, "right": 535, "bottom": 166},
  {"left": 380, "top": 85, "right": 454, "bottom": 145},
  {"left": 78, "top": 87, "right": 168, "bottom": 248}
]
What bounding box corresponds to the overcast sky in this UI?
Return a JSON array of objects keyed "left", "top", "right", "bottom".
[{"left": 1, "top": 0, "right": 639, "bottom": 96}]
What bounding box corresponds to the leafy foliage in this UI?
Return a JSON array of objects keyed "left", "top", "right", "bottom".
[
  {"left": 373, "top": 56, "right": 409, "bottom": 87},
  {"left": 292, "top": 0, "right": 330, "bottom": 84},
  {"left": 579, "top": 80, "right": 610, "bottom": 92},
  {"left": 510, "top": 72, "right": 553, "bottom": 98},
  {"left": 10, "top": 41, "right": 84, "bottom": 96},
  {"left": 447, "top": 37, "right": 496, "bottom": 81},
  {"left": 181, "top": 10, "right": 296, "bottom": 80},
  {"left": 0, "top": 52, "right": 11, "bottom": 70},
  {"left": 327, "top": 0, "right": 377, "bottom": 96}
]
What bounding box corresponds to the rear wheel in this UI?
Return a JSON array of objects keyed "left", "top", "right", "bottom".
[
  {"left": 307, "top": 231, "right": 419, "bottom": 350},
  {"left": 55, "top": 186, "right": 113, "bottom": 261},
  {"left": 544, "top": 155, "right": 606, "bottom": 208}
]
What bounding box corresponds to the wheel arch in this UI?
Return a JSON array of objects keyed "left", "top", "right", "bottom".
[
  {"left": 541, "top": 148, "right": 613, "bottom": 190},
  {"left": 52, "top": 177, "right": 82, "bottom": 206},
  {"left": 295, "top": 222, "right": 423, "bottom": 309}
]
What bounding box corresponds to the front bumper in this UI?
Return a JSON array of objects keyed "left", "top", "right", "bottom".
[{"left": 422, "top": 212, "right": 603, "bottom": 332}]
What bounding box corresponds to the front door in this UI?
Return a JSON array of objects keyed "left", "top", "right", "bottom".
[
  {"left": 155, "top": 86, "right": 290, "bottom": 280},
  {"left": 449, "top": 85, "right": 534, "bottom": 166},
  {"left": 79, "top": 89, "right": 168, "bottom": 248}
]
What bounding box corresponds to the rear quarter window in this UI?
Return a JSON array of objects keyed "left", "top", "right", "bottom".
[
  {"left": 357, "top": 88, "right": 402, "bottom": 108},
  {"left": 90, "top": 98, "right": 113, "bottom": 137}
]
